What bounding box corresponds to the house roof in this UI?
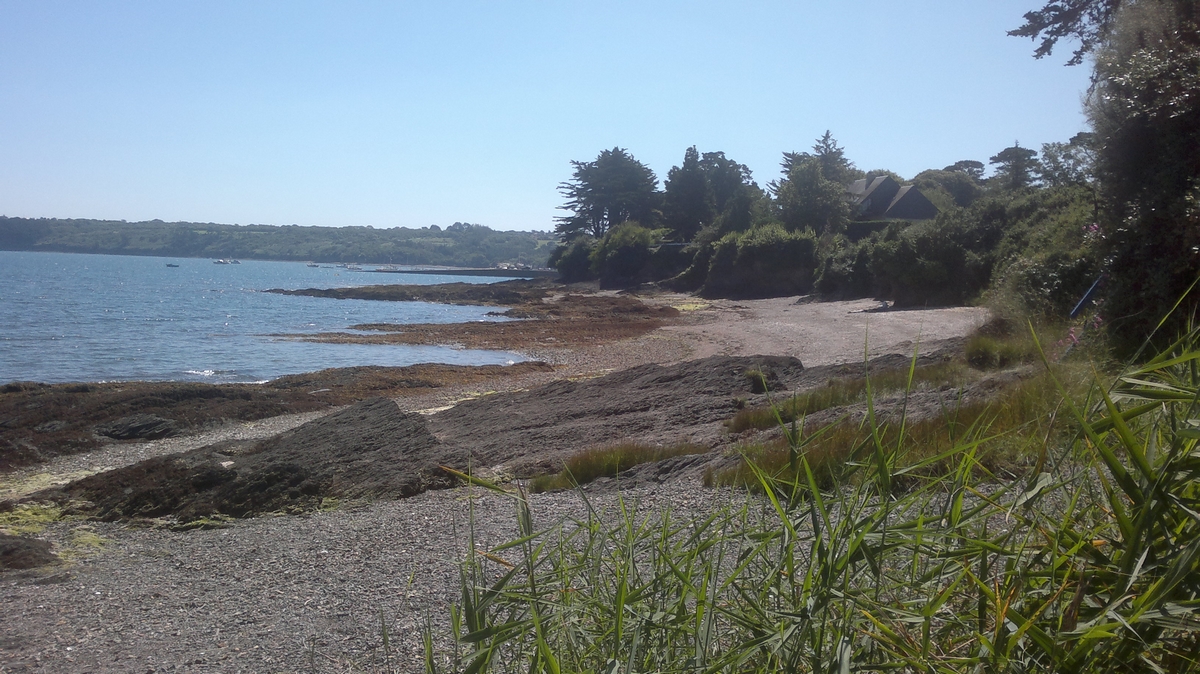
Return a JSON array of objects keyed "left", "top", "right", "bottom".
[{"left": 846, "top": 175, "right": 937, "bottom": 220}]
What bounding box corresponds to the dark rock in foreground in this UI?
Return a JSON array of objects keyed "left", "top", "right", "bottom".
[
  {"left": 0, "top": 534, "right": 58, "bottom": 569},
  {"left": 32, "top": 398, "right": 462, "bottom": 522}
]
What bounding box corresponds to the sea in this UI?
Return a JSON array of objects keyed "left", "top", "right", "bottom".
[{"left": 0, "top": 251, "right": 530, "bottom": 385}]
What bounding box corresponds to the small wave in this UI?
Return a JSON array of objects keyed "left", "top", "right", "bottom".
[{"left": 184, "top": 369, "right": 237, "bottom": 377}]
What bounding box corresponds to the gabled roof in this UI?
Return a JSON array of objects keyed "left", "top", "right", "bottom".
[
  {"left": 847, "top": 175, "right": 937, "bottom": 220},
  {"left": 849, "top": 176, "right": 901, "bottom": 219},
  {"left": 885, "top": 185, "right": 938, "bottom": 220}
]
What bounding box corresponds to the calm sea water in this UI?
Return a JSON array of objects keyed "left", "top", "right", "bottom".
[{"left": 0, "top": 251, "right": 528, "bottom": 384}]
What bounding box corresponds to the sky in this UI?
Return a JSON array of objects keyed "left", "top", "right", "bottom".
[{"left": 0, "top": 1, "right": 1093, "bottom": 232}]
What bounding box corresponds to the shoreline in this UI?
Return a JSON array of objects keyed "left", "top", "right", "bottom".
[
  {"left": 1, "top": 291, "right": 989, "bottom": 672},
  {"left": 0, "top": 291, "right": 990, "bottom": 511}
]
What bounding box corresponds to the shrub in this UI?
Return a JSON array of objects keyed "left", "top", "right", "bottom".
[
  {"left": 701, "top": 224, "right": 817, "bottom": 298},
  {"left": 814, "top": 236, "right": 874, "bottom": 298},
  {"left": 589, "top": 222, "right": 655, "bottom": 287},
  {"left": 870, "top": 216, "right": 995, "bottom": 306},
  {"left": 984, "top": 185, "right": 1100, "bottom": 318},
  {"left": 549, "top": 237, "right": 595, "bottom": 283}
]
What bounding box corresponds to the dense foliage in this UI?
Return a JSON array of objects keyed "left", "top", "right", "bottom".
[
  {"left": 555, "top": 148, "right": 659, "bottom": 240},
  {"left": 1014, "top": 0, "right": 1200, "bottom": 353},
  {"left": 556, "top": 131, "right": 1108, "bottom": 310},
  {"left": 0, "top": 217, "right": 555, "bottom": 267}
]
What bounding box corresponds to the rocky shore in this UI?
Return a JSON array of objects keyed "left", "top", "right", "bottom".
[{"left": 0, "top": 285, "right": 987, "bottom": 672}]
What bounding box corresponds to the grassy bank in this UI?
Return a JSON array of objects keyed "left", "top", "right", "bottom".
[{"left": 431, "top": 327, "right": 1200, "bottom": 672}]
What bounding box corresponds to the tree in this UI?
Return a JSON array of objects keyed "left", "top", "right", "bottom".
[
  {"left": 1037, "top": 132, "right": 1097, "bottom": 187},
  {"left": 660, "top": 148, "right": 761, "bottom": 243},
  {"left": 556, "top": 148, "right": 659, "bottom": 240},
  {"left": 862, "top": 169, "right": 905, "bottom": 184},
  {"left": 913, "top": 169, "right": 984, "bottom": 209},
  {"left": 989, "top": 143, "right": 1040, "bottom": 190},
  {"left": 661, "top": 147, "right": 713, "bottom": 242},
  {"left": 772, "top": 155, "right": 851, "bottom": 234},
  {"left": 1009, "top": 0, "right": 1123, "bottom": 65},
  {"left": 1012, "top": 0, "right": 1200, "bottom": 353},
  {"left": 1086, "top": 1, "right": 1200, "bottom": 352},
  {"left": 700, "top": 151, "right": 755, "bottom": 215},
  {"left": 944, "top": 160, "right": 986, "bottom": 181},
  {"left": 782, "top": 131, "right": 860, "bottom": 186}
]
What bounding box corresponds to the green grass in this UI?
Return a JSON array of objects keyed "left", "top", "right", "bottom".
[
  {"left": 528, "top": 441, "right": 709, "bottom": 493},
  {"left": 712, "top": 365, "right": 1087, "bottom": 490},
  {"left": 726, "top": 361, "right": 968, "bottom": 433},
  {"left": 430, "top": 323, "right": 1200, "bottom": 673}
]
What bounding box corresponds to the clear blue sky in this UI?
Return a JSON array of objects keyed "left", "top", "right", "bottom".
[{"left": 0, "top": 1, "right": 1092, "bottom": 232}]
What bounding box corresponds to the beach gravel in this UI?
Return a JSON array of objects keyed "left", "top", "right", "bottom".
[{"left": 0, "top": 479, "right": 734, "bottom": 673}]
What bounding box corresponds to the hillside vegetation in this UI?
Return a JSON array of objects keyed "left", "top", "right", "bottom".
[{"left": 0, "top": 217, "right": 555, "bottom": 268}]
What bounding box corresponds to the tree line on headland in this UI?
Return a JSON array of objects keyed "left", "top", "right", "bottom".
[{"left": 0, "top": 217, "right": 556, "bottom": 269}]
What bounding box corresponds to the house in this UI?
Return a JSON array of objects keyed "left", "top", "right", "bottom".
[{"left": 847, "top": 176, "right": 938, "bottom": 220}]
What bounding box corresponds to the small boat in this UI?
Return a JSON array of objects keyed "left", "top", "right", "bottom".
[
  {"left": 213, "top": 259, "right": 229, "bottom": 264},
  {"left": 346, "top": 264, "right": 363, "bottom": 271},
  {"left": 307, "top": 262, "right": 319, "bottom": 268},
  {"left": 166, "top": 263, "right": 180, "bottom": 268}
]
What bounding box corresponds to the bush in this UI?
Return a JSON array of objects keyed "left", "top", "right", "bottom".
[
  {"left": 701, "top": 224, "right": 817, "bottom": 298},
  {"left": 814, "top": 236, "right": 874, "bottom": 298},
  {"left": 984, "top": 185, "right": 1100, "bottom": 318},
  {"left": 589, "top": 222, "right": 655, "bottom": 287},
  {"left": 549, "top": 237, "right": 596, "bottom": 283},
  {"left": 869, "top": 216, "right": 996, "bottom": 307},
  {"left": 810, "top": 186, "right": 1099, "bottom": 311}
]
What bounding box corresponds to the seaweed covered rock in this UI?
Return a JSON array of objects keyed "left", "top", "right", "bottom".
[{"left": 32, "top": 398, "right": 461, "bottom": 522}]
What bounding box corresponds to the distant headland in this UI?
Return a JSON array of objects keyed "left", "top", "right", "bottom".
[{"left": 0, "top": 216, "right": 555, "bottom": 269}]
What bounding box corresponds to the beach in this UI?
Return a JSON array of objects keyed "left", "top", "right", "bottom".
[{"left": 1, "top": 289, "right": 987, "bottom": 672}]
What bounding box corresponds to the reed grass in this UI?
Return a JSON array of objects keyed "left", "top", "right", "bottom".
[
  {"left": 528, "top": 441, "right": 709, "bottom": 493},
  {"left": 726, "top": 361, "right": 967, "bottom": 433},
  {"left": 712, "top": 365, "right": 1088, "bottom": 490},
  {"left": 430, "top": 321, "right": 1200, "bottom": 673}
]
